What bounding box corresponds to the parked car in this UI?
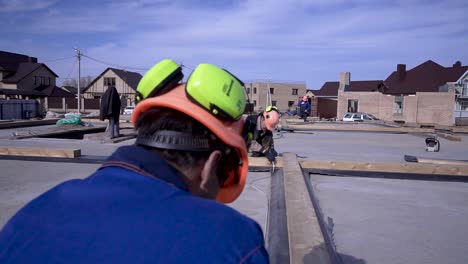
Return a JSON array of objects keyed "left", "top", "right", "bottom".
[
  {"left": 342, "top": 112, "right": 380, "bottom": 122},
  {"left": 123, "top": 106, "right": 135, "bottom": 115}
]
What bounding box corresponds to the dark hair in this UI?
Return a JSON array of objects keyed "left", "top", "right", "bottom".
[{"left": 135, "top": 108, "right": 227, "bottom": 170}]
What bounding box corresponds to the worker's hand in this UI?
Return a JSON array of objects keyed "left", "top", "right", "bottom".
[{"left": 265, "top": 149, "right": 277, "bottom": 163}]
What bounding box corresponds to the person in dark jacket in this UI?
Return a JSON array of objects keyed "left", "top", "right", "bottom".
[
  {"left": 100, "top": 86, "right": 121, "bottom": 138},
  {"left": 0, "top": 64, "right": 268, "bottom": 263},
  {"left": 247, "top": 106, "right": 280, "bottom": 163},
  {"left": 298, "top": 95, "right": 310, "bottom": 122}
]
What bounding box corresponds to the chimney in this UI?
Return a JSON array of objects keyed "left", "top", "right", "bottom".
[
  {"left": 339, "top": 72, "right": 351, "bottom": 91},
  {"left": 28, "top": 57, "right": 38, "bottom": 63},
  {"left": 453, "top": 61, "right": 462, "bottom": 68},
  {"left": 397, "top": 64, "right": 406, "bottom": 80}
]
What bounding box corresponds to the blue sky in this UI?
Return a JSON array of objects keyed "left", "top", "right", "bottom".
[{"left": 1, "top": 0, "right": 467, "bottom": 89}]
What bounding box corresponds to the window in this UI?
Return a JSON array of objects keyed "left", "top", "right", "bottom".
[
  {"left": 253, "top": 100, "right": 257, "bottom": 106},
  {"left": 347, "top": 99, "right": 359, "bottom": 113},
  {"left": 270, "top": 88, "right": 275, "bottom": 94},
  {"left": 344, "top": 113, "right": 353, "bottom": 118},
  {"left": 253, "top": 87, "right": 257, "bottom": 94},
  {"left": 458, "top": 101, "right": 468, "bottom": 111},
  {"left": 271, "top": 100, "right": 277, "bottom": 106},
  {"left": 247, "top": 88, "right": 251, "bottom": 94},
  {"left": 292, "top": 88, "right": 298, "bottom": 95},
  {"left": 394, "top": 96, "right": 403, "bottom": 114},
  {"left": 353, "top": 114, "right": 363, "bottom": 120},
  {"left": 104, "top": 77, "right": 116, "bottom": 86},
  {"left": 463, "top": 79, "right": 468, "bottom": 96},
  {"left": 288, "top": 101, "right": 295, "bottom": 107}
]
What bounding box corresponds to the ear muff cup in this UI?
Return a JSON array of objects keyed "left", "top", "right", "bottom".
[{"left": 136, "top": 59, "right": 184, "bottom": 103}]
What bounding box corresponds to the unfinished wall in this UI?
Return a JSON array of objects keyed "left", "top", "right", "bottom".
[
  {"left": 338, "top": 91, "right": 456, "bottom": 126},
  {"left": 414, "top": 92, "right": 455, "bottom": 125},
  {"left": 246, "top": 82, "right": 307, "bottom": 112}
]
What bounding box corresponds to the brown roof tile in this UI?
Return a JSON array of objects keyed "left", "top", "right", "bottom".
[
  {"left": 315, "top": 80, "right": 382, "bottom": 97},
  {"left": 383, "top": 60, "right": 468, "bottom": 94},
  {"left": 2, "top": 63, "right": 58, "bottom": 84}
]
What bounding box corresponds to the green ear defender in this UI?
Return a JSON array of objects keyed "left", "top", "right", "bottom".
[
  {"left": 136, "top": 59, "right": 184, "bottom": 103},
  {"left": 186, "top": 64, "right": 246, "bottom": 121}
]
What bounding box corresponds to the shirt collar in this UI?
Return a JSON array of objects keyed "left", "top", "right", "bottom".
[{"left": 104, "top": 145, "right": 188, "bottom": 191}]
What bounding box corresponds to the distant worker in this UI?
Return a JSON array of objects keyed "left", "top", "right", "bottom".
[
  {"left": 244, "top": 105, "right": 280, "bottom": 163},
  {"left": 99, "top": 85, "right": 121, "bottom": 138},
  {"left": 299, "top": 95, "right": 310, "bottom": 122},
  {"left": 0, "top": 60, "right": 269, "bottom": 263}
]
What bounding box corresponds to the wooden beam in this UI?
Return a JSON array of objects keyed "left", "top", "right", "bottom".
[
  {"left": 248, "top": 156, "right": 284, "bottom": 167},
  {"left": 436, "top": 132, "right": 462, "bottom": 142},
  {"left": 282, "top": 153, "right": 332, "bottom": 263},
  {"left": 282, "top": 123, "right": 434, "bottom": 133},
  {"left": 300, "top": 160, "right": 468, "bottom": 176},
  {"left": 0, "top": 147, "right": 81, "bottom": 158},
  {"left": 0, "top": 119, "right": 59, "bottom": 129}
]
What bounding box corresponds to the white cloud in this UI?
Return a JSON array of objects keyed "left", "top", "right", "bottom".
[
  {"left": 3, "top": 0, "right": 467, "bottom": 87},
  {"left": 0, "top": 0, "right": 55, "bottom": 12}
]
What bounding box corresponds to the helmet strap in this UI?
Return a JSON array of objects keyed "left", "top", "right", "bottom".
[{"left": 136, "top": 130, "right": 213, "bottom": 151}]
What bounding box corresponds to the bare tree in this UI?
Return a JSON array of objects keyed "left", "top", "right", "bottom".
[{"left": 62, "top": 75, "right": 94, "bottom": 88}]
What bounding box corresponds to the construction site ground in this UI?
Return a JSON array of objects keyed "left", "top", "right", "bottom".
[{"left": 1, "top": 119, "right": 468, "bottom": 263}]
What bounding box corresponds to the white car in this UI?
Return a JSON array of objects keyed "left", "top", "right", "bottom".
[
  {"left": 342, "top": 112, "right": 379, "bottom": 122},
  {"left": 123, "top": 106, "right": 135, "bottom": 115}
]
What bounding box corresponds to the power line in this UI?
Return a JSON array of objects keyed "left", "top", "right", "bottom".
[
  {"left": 65, "top": 58, "right": 78, "bottom": 80},
  {"left": 41, "top": 56, "right": 75, "bottom": 63},
  {"left": 81, "top": 54, "right": 149, "bottom": 71}
]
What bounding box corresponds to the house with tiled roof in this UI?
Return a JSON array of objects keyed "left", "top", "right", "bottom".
[
  {"left": 337, "top": 60, "right": 468, "bottom": 126},
  {"left": 0, "top": 51, "right": 74, "bottom": 99},
  {"left": 83, "top": 67, "right": 143, "bottom": 106}
]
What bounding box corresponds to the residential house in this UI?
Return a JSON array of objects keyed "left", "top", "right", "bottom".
[
  {"left": 83, "top": 68, "right": 142, "bottom": 107},
  {"left": 337, "top": 60, "right": 468, "bottom": 126},
  {"left": 244, "top": 81, "right": 307, "bottom": 112},
  {"left": 311, "top": 72, "right": 382, "bottom": 119},
  {"left": 0, "top": 51, "right": 74, "bottom": 100}
]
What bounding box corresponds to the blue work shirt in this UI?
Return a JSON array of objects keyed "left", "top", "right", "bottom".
[{"left": 0, "top": 145, "right": 269, "bottom": 263}]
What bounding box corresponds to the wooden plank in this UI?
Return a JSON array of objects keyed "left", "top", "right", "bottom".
[
  {"left": 451, "top": 126, "right": 468, "bottom": 134},
  {"left": 0, "top": 146, "right": 81, "bottom": 158},
  {"left": 282, "top": 153, "right": 331, "bottom": 264},
  {"left": 0, "top": 119, "right": 59, "bottom": 129},
  {"left": 282, "top": 123, "right": 434, "bottom": 133},
  {"left": 248, "top": 156, "right": 284, "bottom": 168},
  {"left": 436, "top": 132, "right": 462, "bottom": 142},
  {"left": 300, "top": 160, "right": 468, "bottom": 176}
]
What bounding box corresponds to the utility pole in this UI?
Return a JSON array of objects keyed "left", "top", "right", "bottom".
[{"left": 74, "top": 48, "right": 81, "bottom": 113}]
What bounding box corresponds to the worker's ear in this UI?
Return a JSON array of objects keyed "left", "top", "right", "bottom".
[{"left": 199, "top": 150, "right": 222, "bottom": 199}]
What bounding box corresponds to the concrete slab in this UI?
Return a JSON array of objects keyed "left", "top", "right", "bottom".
[
  {"left": 310, "top": 174, "right": 468, "bottom": 264},
  {"left": 0, "top": 160, "right": 99, "bottom": 227},
  {"left": 0, "top": 157, "right": 271, "bottom": 237},
  {"left": 228, "top": 171, "right": 271, "bottom": 236},
  {"left": 274, "top": 131, "right": 468, "bottom": 163}
]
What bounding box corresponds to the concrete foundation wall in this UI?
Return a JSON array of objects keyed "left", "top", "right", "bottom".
[{"left": 338, "top": 91, "right": 456, "bottom": 126}]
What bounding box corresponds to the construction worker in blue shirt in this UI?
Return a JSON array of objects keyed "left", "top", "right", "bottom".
[{"left": 0, "top": 60, "right": 269, "bottom": 263}]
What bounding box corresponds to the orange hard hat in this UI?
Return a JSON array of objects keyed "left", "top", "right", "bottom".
[{"left": 131, "top": 84, "right": 249, "bottom": 204}]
